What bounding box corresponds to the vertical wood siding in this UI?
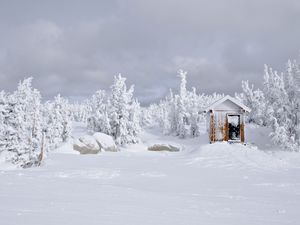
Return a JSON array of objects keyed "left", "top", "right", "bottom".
[
  {"left": 240, "top": 122, "right": 245, "bottom": 143},
  {"left": 209, "top": 112, "right": 215, "bottom": 143},
  {"left": 224, "top": 115, "right": 229, "bottom": 141},
  {"left": 208, "top": 110, "right": 245, "bottom": 143}
]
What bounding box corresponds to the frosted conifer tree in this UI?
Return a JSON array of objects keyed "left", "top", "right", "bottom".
[
  {"left": 87, "top": 90, "right": 111, "bottom": 134},
  {"left": 189, "top": 87, "right": 201, "bottom": 137},
  {"left": 176, "top": 95, "right": 188, "bottom": 138},
  {"left": 2, "top": 78, "right": 43, "bottom": 167},
  {"left": 240, "top": 80, "right": 266, "bottom": 125},
  {"left": 242, "top": 59, "right": 300, "bottom": 151},
  {"left": 44, "top": 94, "right": 72, "bottom": 150},
  {"left": 53, "top": 94, "right": 72, "bottom": 143},
  {"left": 109, "top": 74, "right": 141, "bottom": 144},
  {"left": 284, "top": 60, "right": 300, "bottom": 144},
  {"left": 127, "top": 99, "right": 141, "bottom": 142},
  {"left": 3, "top": 96, "right": 22, "bottom": 165},
  {"left": 0, "top": 91, "right": 9, "bottom": 156},
  {"left": 176, "top": 70, "right": 189, "bottom": 138}
]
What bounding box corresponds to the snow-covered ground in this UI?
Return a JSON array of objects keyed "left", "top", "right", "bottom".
[{"left": 1, "top": 123, "right": 300, "bottom": 225}]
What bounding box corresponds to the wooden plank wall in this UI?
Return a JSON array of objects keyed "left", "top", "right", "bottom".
[
  {"left": 223, "top": 115, "right": 229, "bottom": 141},
  {"left": 209, "top": 111, "right": 245, "bottom": 143},
  {"left": 240, "top": 122, "right": 245, "bottom": 143},
  {"left": 209, "top": 113, "right": 215, "bottom": 143}
]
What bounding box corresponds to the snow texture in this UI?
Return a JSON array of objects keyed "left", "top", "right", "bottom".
[{"left": 1, "top": 123, "right": 300, "bottom": 225}]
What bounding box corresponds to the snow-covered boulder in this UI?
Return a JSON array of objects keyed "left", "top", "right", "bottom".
[
  {"left": 148, "top": 144, "right": 180, "bottom": 152},
  {"left": 93, "top": 132, "right": 118, "bottom": 152},
  {"left": 73, "top": 135, "right": 101, "bottom": 154}
]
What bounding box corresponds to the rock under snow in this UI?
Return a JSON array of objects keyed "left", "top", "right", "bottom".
[
  {"left": 93, "top": 132, "right": 118, "bottom": 152},
  {"left": 73, "top": 135, "right": 101, "bottom": 154},
  {"left": 147, "top": 144, "right": 180, "bottom": 152}
]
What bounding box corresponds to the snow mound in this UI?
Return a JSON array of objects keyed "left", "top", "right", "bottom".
[
  {"left": 187, "top": 142, "right": 292, "bottom": 170},
  {"left": 148, "top": 144, "right": 180, "bottom": 152},
  {"left": 93, "top": 132, "right": 118, "bottom": 152},
  {"left": 0, "top": 151, "right": 19, "bottom": 170},
  {"left": 54, "top": 140, "right": 79, "bottom": 154},
  {"left": 73, "top": 135, "right": 100, "bottom": 154}
]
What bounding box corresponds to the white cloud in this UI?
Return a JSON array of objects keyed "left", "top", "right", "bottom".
[{"left": 0, "top": 0, "right": 299, "bottom": 103}]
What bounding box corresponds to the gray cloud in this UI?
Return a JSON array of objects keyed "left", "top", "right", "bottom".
[{"left": 0, "top": 0, "right": 300, "bottom": 104}]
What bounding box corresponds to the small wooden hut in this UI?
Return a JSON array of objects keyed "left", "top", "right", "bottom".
[{"left": 204, "top": 95, "right": 251, "bottom": 143}]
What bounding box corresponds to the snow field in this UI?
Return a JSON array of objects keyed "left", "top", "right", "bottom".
[{"left": 1, "top": 125, "right": 300, "bottom": 225}]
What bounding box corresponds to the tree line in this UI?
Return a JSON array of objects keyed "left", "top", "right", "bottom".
[
  {"left": 238, "top": 59, "right": 300, "bottom": 151},
  {"left": 1, "top": 57, "right": 299, "bottom": 168}
]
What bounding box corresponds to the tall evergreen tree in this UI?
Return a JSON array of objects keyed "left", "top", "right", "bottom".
[
  {"left": 240, "top": 80, "right": 266, "bottom": 125},
  {"left": 109, "top": 74, "right": 141, "bottom": 144},
  {"left": 43, "top": 94, "right": 72, "bottom": 151}
]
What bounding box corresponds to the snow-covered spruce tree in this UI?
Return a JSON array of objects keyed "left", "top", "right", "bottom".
[
  {"left": 140, "top": 105, "right": 155, "bottom": 127},
  {"left": 1, "top": 95, "right": 23, "bottom": 165},
  {"left": 269, "top": 61, "right": 300, "bottom": 151},
  {"left": 175, "top": 95, "right": 189, "bottom": 138},
  {"left": 263, "top": 64, "right": 294, "bottom": 150},
  {"left": 241, "top": 59, "right": 300, "bottom": 151},
  {"left": 175, "top": 70, "right": 189, "bottom": 138},
  {"left": 87, "top": 90, "right": 111, "bottom": 134},
  {"left": 3, "top": 78, "right": 44, "bottom": 167},
  {"left": 127, "top": 99, "right": 142, "bottom": 143},
  {"left": 189, "top": 88, "right": 201, "bottom": 137},
  {"left": 42, "top": 101, "right": 60, "bottom": 150},
  {"left": 239, "top": 80, "right": 266, "bottom": 125},
  {"left": 108, "top": 74, "right": 141, "bottom": 145},
  {"left": 159, "top": 89, "right": 176, "bottom": 135},
  {"left": 283, "top": 60, "right": 300, "bottom": 145},
  {"left": 269, "top": 117, "right": 297, "bottom": 150},
  {"left": 43, "top": 94, "right": 72, "bottom": 150},
  {"left": 53, "top": 94, "right": 72, "bottom": 143},
  {"left": 0, "top": 91, "right": 10, "bottom": 157}
]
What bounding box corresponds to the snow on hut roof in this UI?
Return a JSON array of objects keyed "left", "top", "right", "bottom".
[{"left": 205, "top": 95, "right": 251, "bottom": 112}]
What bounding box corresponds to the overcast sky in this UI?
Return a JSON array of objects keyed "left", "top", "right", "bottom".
[{"left": 0, "top": 0, "right": 300, "bottom": 104}]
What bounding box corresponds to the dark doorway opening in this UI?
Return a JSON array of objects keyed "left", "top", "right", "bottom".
[{"left": 228, "top": 115, "right": 240, "bottom": 141}]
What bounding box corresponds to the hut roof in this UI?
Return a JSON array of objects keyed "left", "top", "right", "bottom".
[{"left": 205, "top": 95, "right": 251, "bottom": 112}]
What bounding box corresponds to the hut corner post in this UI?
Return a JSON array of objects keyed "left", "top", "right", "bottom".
[
  {"left": 209, "top": 110, "right": 215, "bottom": 143},
  {"left": 240, "top": 113, "right": 245, "bottom": 143},
  {"left": 224, "top": 114, "right": 229, "bottom": 141}
]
